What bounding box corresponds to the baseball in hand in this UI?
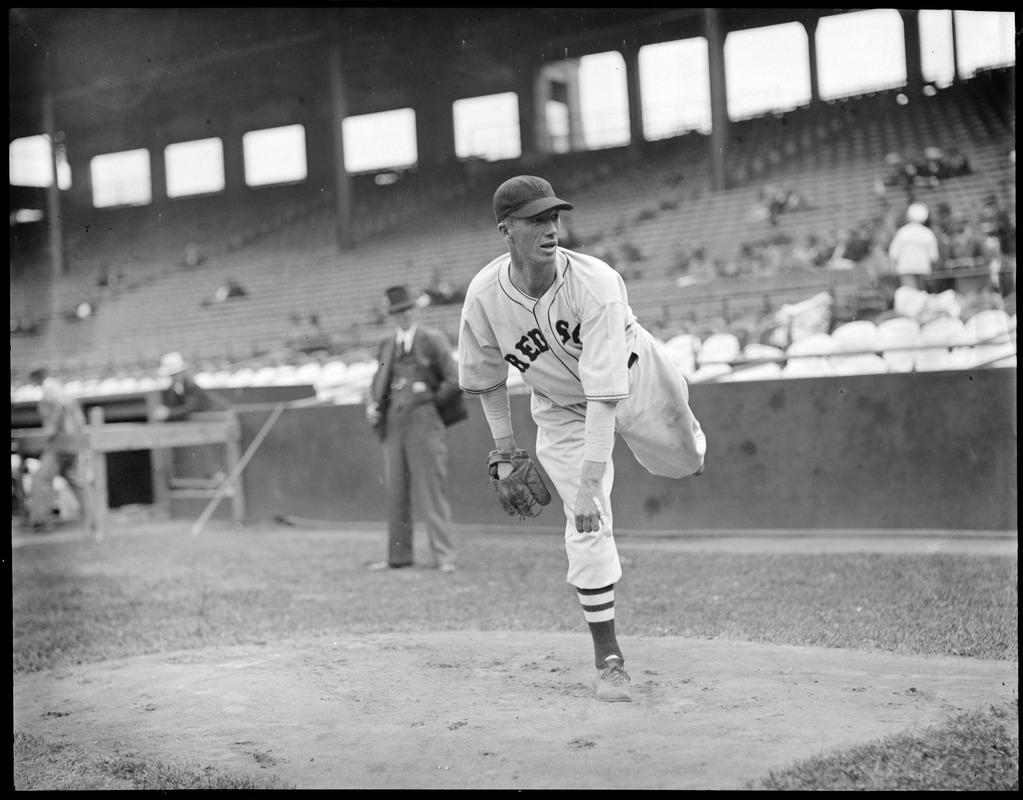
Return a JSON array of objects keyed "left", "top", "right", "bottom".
[{"left": 593, "top": 497, "right": 612, "bottom": 537}]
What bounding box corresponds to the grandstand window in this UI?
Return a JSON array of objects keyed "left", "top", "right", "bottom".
[
  {"left": 545, "top": 99, "right": 571, "bottom": 154},
  {"left": 165, "top": 137, "right": 226, "bottom": 198},
  {"left": 954, "top": 10, "right": 1015, "bottom": 78},
  {"left": 919, "top": 10, "right": 956, "bottom": 88},
  {"left": 341, "top": 109, "right": 418, "bottom": 175},
  {"left": 90, "top": 149, "right": 152, "bottom": 208},
  {"left": 816, "top": 9, "right": 906, "bottom": 101},
  {"left": 242, "top": 124, "right": 307, "bottom": 187},
  {"left": 578, "top": 51, "right": 630, "bottom": 149},
  {"left": 453, "top": 92, "right": 521, "bottom": 162},
  {"left": 725, "top": 22, "right": 811, "bottom": 121},
  {"left": 639, "top": 38, "right": 711, "bottom": 139},
  {"left": 9, "top": 134, "right": 72, "bottom": 189}
]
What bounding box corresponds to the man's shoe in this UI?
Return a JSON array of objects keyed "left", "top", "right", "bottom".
[
  {"left": 366, "top": 561, "right": 411, "bottom": 571},
  {"left": 594, "top": 659, "right": 632, "bottom": 702},
  {"left": 439, "top": 563, "right": 457, "bottom": 573}
]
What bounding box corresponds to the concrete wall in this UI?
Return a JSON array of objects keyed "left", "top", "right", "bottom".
[{"left": 231, "top": 369, "right": 1017, "bottom": 532}]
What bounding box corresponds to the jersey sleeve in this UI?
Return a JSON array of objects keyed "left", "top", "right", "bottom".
[
  {"left": 579, "top": 299, "right": 631, "bottom": 401},
  {"left": 458, "top": 300, "right": 508, "bottom": 395}
]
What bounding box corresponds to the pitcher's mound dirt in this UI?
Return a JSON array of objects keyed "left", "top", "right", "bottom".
[{"left": 14, "top": 630, "right": 1017, "bottom": 789}]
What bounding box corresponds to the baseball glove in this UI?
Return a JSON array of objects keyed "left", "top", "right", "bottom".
[{"left": 487, "top": 448, "right": 552, "bottom": 520}]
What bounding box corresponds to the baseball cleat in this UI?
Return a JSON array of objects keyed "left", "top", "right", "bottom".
[
  {"left": 439, "top": 563, "right": 457, "bottom": 573},
  {"left": 366, "top": 561, "right": 412, "bottom": 571},
  {"left": 593, "top": 658, "right": 632, "bottom": 702}
]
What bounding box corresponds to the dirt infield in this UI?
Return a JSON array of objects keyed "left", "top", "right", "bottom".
[{"left": 14, "top": 607, "right": 1018, "bottom": 788}]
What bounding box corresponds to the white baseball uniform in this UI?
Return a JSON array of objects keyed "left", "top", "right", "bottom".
[{"left": 459, "top": 247, "right": 706, "bottom": 588}]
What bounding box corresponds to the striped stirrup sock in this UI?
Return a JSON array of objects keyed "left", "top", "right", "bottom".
[{"left": 577, "top": 584, "right": 623, "bottom": 669}]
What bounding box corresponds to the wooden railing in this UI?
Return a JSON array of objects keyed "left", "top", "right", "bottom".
[{"left": 12, "top": 409, "right": 243, "bottom": 539}]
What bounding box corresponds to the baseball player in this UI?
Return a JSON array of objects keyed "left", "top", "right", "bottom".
[{"left": 458, "top": 175, "right": 706, "bottom": 702}]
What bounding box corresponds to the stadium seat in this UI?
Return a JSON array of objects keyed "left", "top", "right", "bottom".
[
  {"left": 727, "top": 342, "right": 784, "bottom": 381},
  {"left": 343, "top": 361, "right": 377, "bottom": 393},
  {"left": 963, "top": 309, "right": 1016, "bottom": 368},
  {"left": 696, "top": 333, "right": 741, "bottom": 367},
  {"left": 194, "top": 370, "right": 215, "bottom": 389},
  {"left": 315, "top": 360, "right": 349, "bottom": 389},
  {"left": 112, "top": 376, "right": 140, "bottom": 394},
  {"left": 61, "top": 379, "right": 85, "bottom": 397},
  {"left": 829, "top": 320, "right": 883, "bottom": 374},
  {"left": 295, "top": 361, "right": 323, "bottom": 385},
  {"left": 786, "top": 332, "right": 835, "bottom": 356},
  {"left": 829, "top": 320, "right": 880, "bottom": 353},
  {"left": 829, "top": 353, "right": 889, "bottom": 375},
  {"left": 876, "top": 316, "right": 920, "bottom": 373},
  {"left": 77, "top": 379, "right": 103, "bottom": 398},
  {"left": 228, "top": 367, "right": 257, "bottom": 388},
  {"left": 689, "top": 332, "right": 740, "bottom": 382},
  {"left": 203, "top": 370, "right": 235, "bottom": 389},
  {"left": 688, "top": 363, "right": 733, "bottom": 383},
  {"left": 782, "top": 332, "right": 834, "bottom": 378},
  {"left": 726, "top": 362, "right": 783, "bottom": 382},
  {"left": 664, "top": 333, "right": 701, "bottom": 377},
  {"left": 12, "top": 384, "right": 42, "bottom": 403},
  {"left": 913, "top": 316, "right": 969, "bottom": 372},
  {"left": 252, "top": 366, "right": 279, "bottom": 386},
  {"left": 272, "top": 366, "right": 297, "bottom": 386}
]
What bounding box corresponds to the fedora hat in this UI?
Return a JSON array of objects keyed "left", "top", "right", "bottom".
[{"left": 383, "top": 285, "right": 415, "bottom": 314}]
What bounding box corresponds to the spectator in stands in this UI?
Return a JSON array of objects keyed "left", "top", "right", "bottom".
[
  {"left": 946, "top": 216, "right": 984, "bottom": 269},
  {"left": 364, "top": 284, "right": 464, "bottom": 572},
  {"left": 559, "top": 217, "right": 581, "bottom": 249},
  {"left": 944, "top": 146, "right": 971, "bottom": 178},
  {"left": 979, "top": 194, "right": 1014, "bottom": 257},
  {"left": 881, "top": 151, "right": 916, "bottom": 200},
  {"left": 23, "top": 368, "right": 90, "bottom": 532},
  {"left": 62, "top": 298, "right": 97, "bottom": 322},
  {"left": 287, "top": 313, "right": 333, "bottom": 356},
  {"left": 201, "top": 278, "right": 248, "bottom": 307},
  {"left": 791, "top": 234, "right": 829, "bottom": 270},
  {"left": 958, "top": 282, "right": 1006, "bottom": 322},
  {"left": 183, "top": 243, "right": 206, "bottom": 268},
  {"left": 96, "top": 262, "right": 126, "bottom": 290},
  {"left": 920, "top": 146, "right": 947, "bottom": 187},
  {"left": 151, "top": 352, "right": 230, "bottom": 422},
  {"left": 10, "top": 316, "right": 40, "bottom": 336},
  {"left": 887, "top": 202, "right": 940, "bottom": 291},
  {"left": 827, "top": 221, "right": 874, "bottom": 271},
  {"left": 424, "top": 268, "right": 467, "bottom": 306}
]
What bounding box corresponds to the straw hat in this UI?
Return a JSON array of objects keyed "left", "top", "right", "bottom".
[{"left": 158, "top": 352, "right": 188, "bottom": 376}]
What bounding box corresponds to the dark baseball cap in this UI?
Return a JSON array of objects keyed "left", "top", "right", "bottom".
[{"left": 493, "top": 175, "right": 574, "bottom": 223}]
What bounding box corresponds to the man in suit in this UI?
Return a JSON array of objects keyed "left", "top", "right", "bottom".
[
  {"left": 366, "top": 285, "right": 466, "bottom": 572},
  {"left": 151, "top": 351, "right": 232, "bottom": 484},
  {"left": 151, "top": 352, "right": 229, "bottom": 421}
]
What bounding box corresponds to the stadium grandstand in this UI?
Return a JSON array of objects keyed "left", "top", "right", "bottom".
[{"left": 10, "top": 8, "right": 1015, "bottom": 398}]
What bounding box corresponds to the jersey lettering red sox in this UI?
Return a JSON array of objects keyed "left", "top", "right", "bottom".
[{"left": 459, "top": 248, "right": 641, "bottom": 407}]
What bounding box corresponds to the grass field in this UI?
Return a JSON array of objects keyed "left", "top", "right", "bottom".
[{"left": 12, "top": 521, "right": 1019, "bottom": 790}]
